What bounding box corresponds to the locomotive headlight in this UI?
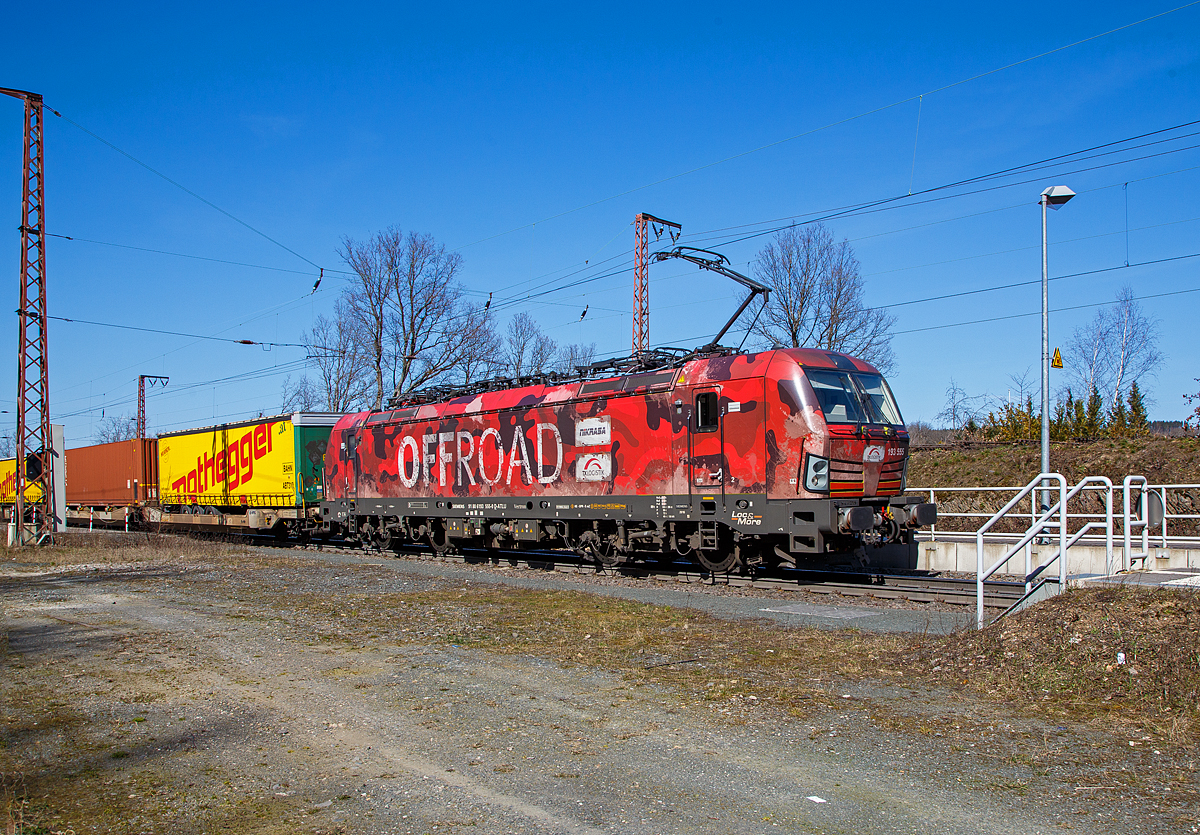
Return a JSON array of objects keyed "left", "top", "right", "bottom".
[{"left": 803, "top": 454, "right": 830, "bottom": 493}]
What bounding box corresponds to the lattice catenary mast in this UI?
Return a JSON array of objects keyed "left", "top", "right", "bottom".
[
  {"left": 137, "top": 375, "right": 169, "bottom": 441},
  {"left": 631, "top": 213, "right": 680, "bottom": 356},
  {"left": 1, "top": 87, "right": 54, "bottom": 544}
]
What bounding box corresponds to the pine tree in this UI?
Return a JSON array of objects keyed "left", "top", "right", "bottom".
[
  {"left": 1081, "top": 387, "right": 1105, "bottom": 439},
  {"left": 1052, "top": 394, "right": 1069, "bottom": 441},
  {"left": 1108, "top": 395, "right": 1128, "bottom": 438},
  {"left": 1072, "top": 395, "right": 1086, "bottom": 438},
  {"left": 1127, "top": 381, "right": 1149, "bottom": 436}
]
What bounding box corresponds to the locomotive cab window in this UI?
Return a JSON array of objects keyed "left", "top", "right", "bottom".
[{"left": 695, "top": 391, "right": 720, "bottom": 432}]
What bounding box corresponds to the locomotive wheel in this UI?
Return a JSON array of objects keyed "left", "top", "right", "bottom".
[
  {"left": 429, "top": 524, "right": 453, "bottom": 557},
  {"left": 696, "top": 548, "right": 740, "bottom": 574},
  {"left": 593, "top": 543, "right": 625, "bottom": 568}
]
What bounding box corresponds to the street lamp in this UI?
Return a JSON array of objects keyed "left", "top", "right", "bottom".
[{"left": 1040, "top": 185, "right": 1074, "bottom": 513}]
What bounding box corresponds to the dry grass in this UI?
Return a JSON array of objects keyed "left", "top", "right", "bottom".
[
  {"left": 909, "top": 435, "right": 1200, "bottom": 489},
  {"left": 899, "top": 584, "right": 1200, "bottom": 739},
  {"left": 907, "top": 435, "right": 1200, "bottom": 533},
  {"left": 11, "top": 535, "right": 1200, "bottom": 741},
  {"left": 242, "top": 575, "right": 1200, "bottom": 740},
  {"left": 6, "top": 539, "right": 1200, "bottom": 833},
  {"left": 1, "top": 531, "right": 234, "bottom": 569}
]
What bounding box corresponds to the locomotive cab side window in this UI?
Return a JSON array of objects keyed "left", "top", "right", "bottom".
[{"left": 695, "top": 391, "right": 720, "bottom": 432}]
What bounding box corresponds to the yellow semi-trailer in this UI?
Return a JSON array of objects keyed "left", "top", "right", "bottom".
[
  {"left": 155, "top": 412, "right": 342, "bottom": 533},
  {"left": 0, "top": 457, "right": 43, "bottom": 506}
]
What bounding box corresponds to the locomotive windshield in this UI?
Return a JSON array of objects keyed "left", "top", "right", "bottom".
[{"left": 805, "top": 369, "right": 904, "bottom": 426}]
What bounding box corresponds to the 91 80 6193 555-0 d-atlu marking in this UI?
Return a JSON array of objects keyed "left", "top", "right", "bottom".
[{"left": 319, "top": 347, "right": 936, "bottom": 574}]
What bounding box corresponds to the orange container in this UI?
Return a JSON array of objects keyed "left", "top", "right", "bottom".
[{"left": 65, "top": 439, "right": 158, "bottom": 505}]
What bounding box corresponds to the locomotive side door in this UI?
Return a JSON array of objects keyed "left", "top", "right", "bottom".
[
  {"left": 688, "top": 387, "right": 725, "bottom": 504},
  {"left": 341, "top": 425, "right": 359, "bottom": 500}
]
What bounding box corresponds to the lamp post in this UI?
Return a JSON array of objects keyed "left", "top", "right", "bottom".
[{"left": 1040, "top": 185, "right": 1074, "bottom": 513}]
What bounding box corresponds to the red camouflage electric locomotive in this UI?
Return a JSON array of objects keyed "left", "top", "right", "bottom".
[{"left": 321, "top": 346, "right": 935, "bottom": 572}]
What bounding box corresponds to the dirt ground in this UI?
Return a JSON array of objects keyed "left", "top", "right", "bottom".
[{"left": 2, "top": 535, "right": 1198, "bottom": 834}]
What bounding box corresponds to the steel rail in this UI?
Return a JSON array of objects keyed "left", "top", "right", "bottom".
[{"left": 272, "top": 537, "right": 1023, "bottom": 609}]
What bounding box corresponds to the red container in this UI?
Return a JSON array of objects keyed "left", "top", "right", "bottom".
[{"left": 65, "top": 439, "right": 158, "bottom": 505}]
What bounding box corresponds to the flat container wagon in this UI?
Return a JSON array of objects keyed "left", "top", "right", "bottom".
[
  {"left": 65, "top": 439, "right": 157, "bottom": 506},
  {"left": 0, "top": 456, "right": 42, "bottom": 518},
  {"left": 153, "top": 412, "right": 342, "bottom": 533}
]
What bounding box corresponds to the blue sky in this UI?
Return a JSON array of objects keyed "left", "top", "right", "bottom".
[{"left": 1, "top": 2, "right": 1198, "bottom": 445}]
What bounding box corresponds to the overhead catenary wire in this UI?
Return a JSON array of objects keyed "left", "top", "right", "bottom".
[
  {"left": 53, "top": 358, "right": 315, "bottom": 421},
  {"left": 42, "top": 117, "right": 1200, "bottom": 329},
  {"left": 891, "top": 285, "right": 1200, "bottom": 336},
  {"left": 654, "top": 282, "right": 1200, "bottom": 350},
  {"left": 684, "top": 139, "right": 1200, "bottom": 254},
  {"left": 46, "top": 315, "right": 308, "bottom": 348},
  {"left": 48, "top": 107, "right": 329, "bottom": 274},
  {"left": 675, "top": 125, "right": 1200, "bottom": 246},
  {"left": 877, "top": 251, "right": 1200, "bottom": 311},
  {"left": 477, "top": 124, "right": 1200, "bottom": 312},
  {"left": 447, "top": 2, "right": 1200, "bottom": 253},
  {"left": 50, "top": 286, "right": 336, "bottom": 405},
  {"left": 43, "top": 232, "right": 353, "bottom": 277},
  {"left": 862, "top": 215, "right": 1200, "bottom": 279}
]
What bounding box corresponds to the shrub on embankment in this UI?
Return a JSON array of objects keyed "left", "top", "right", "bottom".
[{"left": 908, "top": 435, "right": 1200, "bottom": 488}]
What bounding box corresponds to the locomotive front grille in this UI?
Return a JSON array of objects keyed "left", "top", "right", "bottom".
[
  {"left": 829, "top": 458, "right": 865, "bottom": 497},
  {"left": 877, "top": 460, "right": 905, "bottom": 494}
]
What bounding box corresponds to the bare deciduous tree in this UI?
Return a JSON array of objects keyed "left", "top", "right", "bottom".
[
  {"left": 937, "top": 379, "right": 988, "bottom": 434},
  {"left": 312, "top": 299, "right": 373, "bottom": 410},
  {"left": 95, "top": 415, "right": 138, "bottom": 444},
  {"left": 340, "top": 231, "right": 396, "bottom": 410},
  {"left": 0, "top": 433, "right": 14, "bottom": 459},
  {"left": 283, "top": 297, "right": 373, "bottom": 413},
  {"left": 458, "top": 321, "right": 504, "bottom": 385},
  {"left": 1065, "top": 285, "right": 1163, "bottom": 406},
  {"left": 385, "top": 232, "right": 490, "bottom": 398},
  {"left": 1106, "top": 287, "right": 1163, "bottom": 405},
  {"left": 340, "top": 227, "right": 497, "bottom": 407},
  {"left": 1008, "top": 366, "right": 1035, "bottom": 404},
  {"left": 556, "top": 342, "right": 597, "bottom": 374},
  {"left": 504, "top": 312, "right": 557, "bottom": 378},
  {"left": 752, "top": 223, "right": 896, "bottom": 373}
]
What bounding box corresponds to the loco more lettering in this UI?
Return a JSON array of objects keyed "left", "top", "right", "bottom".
[{"left": 171, "top": 422, "right": 274, "bottom": 497}]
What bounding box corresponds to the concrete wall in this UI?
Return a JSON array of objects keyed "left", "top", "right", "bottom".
[{"left": 916, "top": 538, "right": 1200, "bottom": 577}]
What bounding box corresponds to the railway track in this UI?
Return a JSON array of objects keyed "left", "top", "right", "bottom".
[{"left": 278, "top": 538, "right": 1025, "bottom": 610}]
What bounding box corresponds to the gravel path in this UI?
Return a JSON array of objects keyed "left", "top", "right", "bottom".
[{"left": 1, "top": 548, "right": 1192, "bottom": 834}]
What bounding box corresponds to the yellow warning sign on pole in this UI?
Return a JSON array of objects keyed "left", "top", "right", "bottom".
[{"left": 1051, "top": 347, "right": 1063, "bottom": 369}]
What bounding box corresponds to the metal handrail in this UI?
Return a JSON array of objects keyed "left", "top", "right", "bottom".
[
  {"left": 976, "top": 473, "right": 1067, "bottom": 629},
  {"left": 1123, "top": 476, "right": 1150, "bottom": 571},
  {"left": 1053, "top": 476, "right": 1114, "bottom": 575},
  {"left": 1145, "top": 483, "right": 1200, "bottom": 548},
  {"left": 914, "top": 481, "right": 1198, "bottom": 550}
]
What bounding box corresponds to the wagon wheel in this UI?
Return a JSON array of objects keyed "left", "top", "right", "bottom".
[{"left": 696, "top": 547, "right": 740, "bottom": 574}]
